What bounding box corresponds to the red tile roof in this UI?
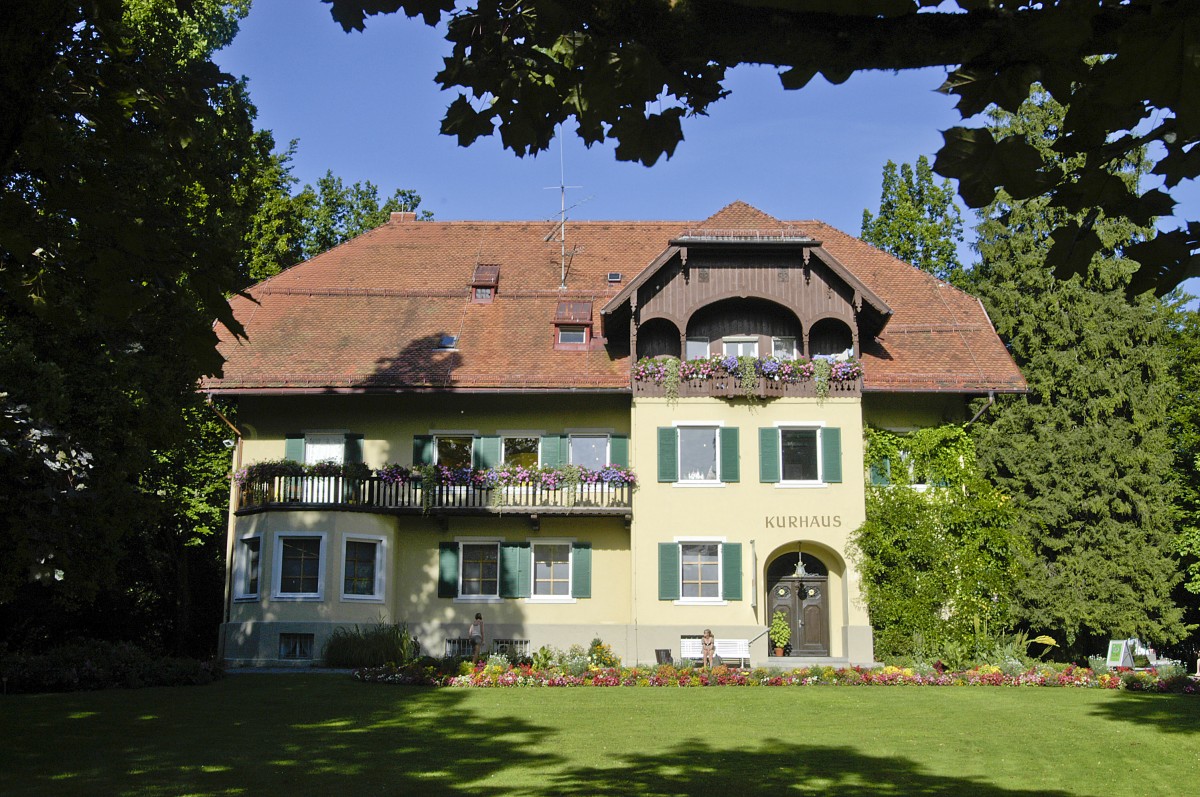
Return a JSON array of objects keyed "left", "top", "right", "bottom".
[{"left": 202, "top": 201, "right": 1025, "bottom": 395}]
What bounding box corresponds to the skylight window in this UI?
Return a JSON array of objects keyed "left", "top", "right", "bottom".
[{"left": 438, "top": 335, "right": 459, "bottom": 349}]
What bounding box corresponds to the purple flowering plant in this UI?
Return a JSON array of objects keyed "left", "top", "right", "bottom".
[
  {"left": 633, "top": 354, "right": 859, "bottom": 385},
  {"left": 375, "top": 462, "right": 637, "bottom": 488}
]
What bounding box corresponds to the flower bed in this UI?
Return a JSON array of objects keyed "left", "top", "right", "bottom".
[{"left": 353, "top": 661, "right": 1198, "bottom": 692}]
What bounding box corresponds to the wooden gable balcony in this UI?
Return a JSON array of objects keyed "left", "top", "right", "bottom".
[{"left": 235, "top": 475, "right": 633, "bottom": 519}]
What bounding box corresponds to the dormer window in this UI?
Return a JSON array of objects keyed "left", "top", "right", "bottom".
[
  {"left": 554, "top": 301, "right": 592, "bottom": 350},
  {"left": 471, "top": 263, "right": 500, "bottom": 304}
]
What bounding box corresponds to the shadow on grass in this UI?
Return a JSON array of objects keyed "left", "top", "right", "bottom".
[
  {"left": 2, "top": 676, "right": 556, "bottom": 796},
  {"left": 1086, "top": 690, "right": 1200, "bottom": 735},
  {"left": 2, "top": 677, "right": 1123, "bottom": 796},
  {"left": 548, "top": 739, "right": 1084, "bottom": 797}
]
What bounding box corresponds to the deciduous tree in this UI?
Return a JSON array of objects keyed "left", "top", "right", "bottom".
[
  {"left": 861, "top": 156, "right": 964, "bottom": 283},
  {"left": 851, "top": 426, "right": 1021, "bottom": 661},
  {"left": 243, "top": 157, "right": 432, "bottom": 282},
  {"left": 0, "top": 0, "right": 258, "bottom": 612},
  {"left": 295, "top": 170, "right": 430, "bottom": 261}
]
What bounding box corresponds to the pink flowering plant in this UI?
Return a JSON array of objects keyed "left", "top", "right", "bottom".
[
  {"left": 633, "top": 355, "right": 861, "bottom": 386},
  {"left": 375, "top": 462, "right": 637, "bottom": 489},
  {"left": 354, "top": 656, "right": 1200, "bottom": 693}
]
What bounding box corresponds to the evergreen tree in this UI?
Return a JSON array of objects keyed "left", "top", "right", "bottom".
[
  {"left": 1170, "top": 311, "right": 1200, "bottom": 595},
  {"left": 861, "top": 156, "right": 965, "bottom": 282},
  {"left": 964, "top": 88, "right": 1188, "bottom": 652}
]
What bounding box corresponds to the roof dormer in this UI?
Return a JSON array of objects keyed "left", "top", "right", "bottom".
[{"left": 471, "top": 263, "right": 500, "bottom": 303}]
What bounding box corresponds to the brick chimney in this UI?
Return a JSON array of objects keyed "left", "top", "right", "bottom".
[{"left": 390, "top": 211, "right": 417, "bottom": 223}]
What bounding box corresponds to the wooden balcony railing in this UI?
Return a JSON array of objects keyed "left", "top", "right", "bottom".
[
  {"left": 236, "top": 475, "right": 633, "bottom": 517},
  {"left": 633, "top": 377, "right": 861, "bottom": 399}
]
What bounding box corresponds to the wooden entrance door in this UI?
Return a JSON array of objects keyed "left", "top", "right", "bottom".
[{"left": 767, "top": 576, "right": 829, "bottom": 656}]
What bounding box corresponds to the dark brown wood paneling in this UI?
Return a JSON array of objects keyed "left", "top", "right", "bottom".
[{"left": 635, "top": 249, "right": 861, "bottom": 356}]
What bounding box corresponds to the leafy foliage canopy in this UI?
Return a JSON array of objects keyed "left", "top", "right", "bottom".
[{"left": 326, "top": 0, "right": 1200, "bottom": 295}]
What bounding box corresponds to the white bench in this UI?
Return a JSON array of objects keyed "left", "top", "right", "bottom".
[{"left": 679, "top": 636, "right": 750, "bottom": 668}]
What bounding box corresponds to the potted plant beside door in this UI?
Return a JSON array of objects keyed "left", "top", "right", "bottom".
[{"left": 769, "top": 610, "right": 791, "bottom": 657}]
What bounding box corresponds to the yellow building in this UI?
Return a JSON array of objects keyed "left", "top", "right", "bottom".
[{"left": 206, "top": 202, "right": 1024, "bottom": 667}]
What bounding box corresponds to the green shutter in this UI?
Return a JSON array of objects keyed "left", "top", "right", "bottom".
[
  {"left": 343, "top": 433, "right": 364, "bottom": 464},
  {"left": 413, "top": 435, "right": 434, "bottom": 466},
  {"left": 284, "top": 434, "right": 304, "bottom": 463},
  {"left": 478, "top": 436, "right": 502, "bottom": 469},
  {"left": 609, "top": 435, "right": 629, "bottom": 467},
  {"left": 721, "top": 543, "right": 743, "bottom": 601},
  {"left": 759, "top": 427, "right": 780, "bottom": 483},
  {"left": 822, "top": 427, "right": 842, "bottom": 483},
  {"left": 571, "top": 542, "right": 592, "bottom": 598},
  {"left": 657, "top": 427, "right": 678, "bottom": 482},
  {"left": 500, "top": 542, "right": 530, "bottom": 598},
  {"left": 869, "top": 456, "right": 891, "bottom": 486},
  {"left": 540, "top": 435, "right": 564, "bottom": 467},
  {"left": 719, "top": 427, "right": 740, "bottom": 483},
  {"left": 658, "top": 542, "right": 680, "bottom": 600},
  {"left": 437, "top": 542, "right": 459, "bottom": 598}
]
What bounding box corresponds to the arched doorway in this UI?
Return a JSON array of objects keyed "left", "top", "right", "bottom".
[{"left": 766, "top": 551, "right": 829, "bottom": 656}]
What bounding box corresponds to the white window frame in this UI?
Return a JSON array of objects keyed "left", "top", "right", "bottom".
[
  {"left": 672, "top": 535, "right": 728, "bottom": 606},
  {"left": 303, "top": 432, "right": 345, "bottom": 465},
  {"left": 430, "top": 431, "right": 477, "bottom": 469},
  {"left": 772, "top": 336, "right": 797, "bottom": 358},
  {"left": 455, "top": 537, "right": 503, "bottom": 603},
  {"left": 567, "top": 433, "right": 610, "bottom": 469},
  {"left": 775, "top": 421, "right": 826, "bottom": 488},
  {"left": 685, "top": 336, "right": 711, "bottom": 360},
  {"left": 673, "top": 420, "right": 724, "bottom": 487},
  {"left": 272, "top": 532, "right": 328, "bottom": 601},
  {"left": 500, "top": 433, "right": 542, "bottom": 467},
  {"left": 232, "top": 533, "right": 262, "bottom": 601},
  {"left": 557, "top": 325, "right": 587, "bottom": 345},
  {"left": 340, "top": 533, "right": 387, "bottom": 602},
  {"left": 723, "top": 336, "right": 758, "bottom": 357},
  {"left": 527, "top": 538, "right": 575, "bottom": 604}
]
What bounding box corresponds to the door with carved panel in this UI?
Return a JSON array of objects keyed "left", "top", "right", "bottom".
[{"left": 768, "top": 576, "right": 829, "bottom": 656}]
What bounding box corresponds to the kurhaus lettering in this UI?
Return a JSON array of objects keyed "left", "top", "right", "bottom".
[{"left": 765, "top": 515, "right": 842, "bottom": 529}]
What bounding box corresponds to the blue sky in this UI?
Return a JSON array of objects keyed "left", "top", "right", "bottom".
[{"left": 216, "top": 1, "right": 1198, "bottom": 282}]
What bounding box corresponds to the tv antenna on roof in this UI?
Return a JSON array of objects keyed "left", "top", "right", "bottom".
[{"left": 545, "top": 128, "right": 581, "bottom": 289}]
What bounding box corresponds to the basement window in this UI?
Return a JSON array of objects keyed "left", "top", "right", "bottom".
[{"left": 279, "top": 633, "right": 314, "bottom": 660}]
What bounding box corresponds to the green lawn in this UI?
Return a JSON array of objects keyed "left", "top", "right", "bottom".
[{"left": 1, "top": 675, "right": 1197, "bottom": 796}]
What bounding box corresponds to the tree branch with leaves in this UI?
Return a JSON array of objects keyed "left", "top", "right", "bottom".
[{"left": 324, "top": 0, "right": 1200, "bottom": 295}]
